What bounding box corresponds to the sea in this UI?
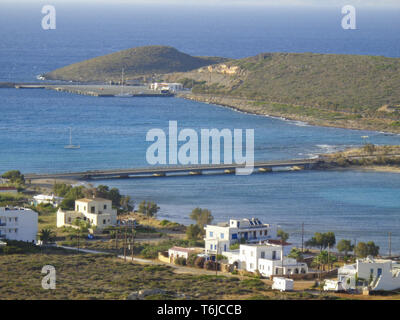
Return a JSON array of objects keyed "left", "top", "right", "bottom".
[{"left": 1, "top": 2, "right": 400, "bottom": 253}]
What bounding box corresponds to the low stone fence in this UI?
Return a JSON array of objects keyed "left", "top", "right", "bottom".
[
  {"left": 158, "top": 251, "right": 171, "bottom": 264},
  {"left": 270, "top": 269, "right": 338, "bottom": 281}
]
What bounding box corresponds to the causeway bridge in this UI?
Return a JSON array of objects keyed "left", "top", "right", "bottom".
[{"left": 24, "top": 158, "right": 320, "bottom": 180}]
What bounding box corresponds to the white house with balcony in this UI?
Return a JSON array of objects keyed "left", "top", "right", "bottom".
[
  {"left": 0, "top": 207, "right": 38, "bottom": 243},
  {"left": 204, "top": 218, "right": 278, "bottom": 254},
  {"left": 324, "top": 256, "right": 400, "bottom": 292},
  {"left": 32, "top": 194, "right": 63, "bottom": 207},
  {"left": 57, "top": 197, "right": 117, "bottom": 230},
  {"left": 225, "top": 243, "right": 308, "bottom": 277}
]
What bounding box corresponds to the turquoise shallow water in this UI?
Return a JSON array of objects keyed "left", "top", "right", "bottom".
[
  {"left": 0, "top": 3, "right": 400, "bottom": 253},
  {"left": 1, "top": 87, "right": 400, "bottom": 254}
]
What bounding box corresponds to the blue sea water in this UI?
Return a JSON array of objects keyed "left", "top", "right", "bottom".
[{"left": 0, "top": 2, "right": 400, "bottom": 253}]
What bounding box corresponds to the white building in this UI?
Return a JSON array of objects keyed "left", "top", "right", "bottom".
[
  {"left": 204, "top": 218, "right": 278, "bottom": 254},
  {"left": 226, "top": 243, "right": 308, "bottom": 277},
  {"left": 150, "top": 82, "right": 183, "bottom": 92},
  {"left": 32, "top": 194, "right": 63, "bottom": 207},
  {"left": 272, "top": 277, "right": 294, "bottom": 291},
  {"left": 57, "top": 197, "right": 117, "bottom": 230},
  {"left": 0, "top": 207, "right": 38, "bottom": 243},
  {"left": 324, "top": 256, "right": 400, "bottom": 292},
  {"left": 168, "top": 246, "right": 200, "bottom": 260}
]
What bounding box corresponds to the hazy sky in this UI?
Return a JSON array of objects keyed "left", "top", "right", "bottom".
[{"left": 3, "top": 0, "right": 400, "bottom": 7}]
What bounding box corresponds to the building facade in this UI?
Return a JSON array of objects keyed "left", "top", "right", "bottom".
[
  {"left": 325, "top": 257, "right": 400, "bottom": 292},
  {"left": 226, "top": 243, "right": 308, "bottom": 277},
  {"left": 32, "top": 194, "right": 63, "bottom": 207},
  {"left": 0, "top": 207, "right": 38, "bottom": 243},
  {"left": 204, "top": 218, "right": 278, "bottom": 254},
  {"left": 57, "top": 198, "right": 117, "bottom": 230}
]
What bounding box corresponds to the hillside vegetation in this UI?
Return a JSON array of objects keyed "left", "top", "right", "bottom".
[
  {"left": 167, "top": 52, "right": 400, "bottom": 132},
  {"left": 44, "top": 45, "right": 227, "bottom": 82}
]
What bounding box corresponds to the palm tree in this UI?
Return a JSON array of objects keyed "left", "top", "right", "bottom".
[{"left": 38, "top": 228, "right": 56, "bottom": 245}]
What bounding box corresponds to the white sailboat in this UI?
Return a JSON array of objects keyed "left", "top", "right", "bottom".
[
  {"left": 64, "top": 127, "right": 80, "bottom": 149},
  {"left": 115, "top": 68, "right": 133, "bottom": 97}
]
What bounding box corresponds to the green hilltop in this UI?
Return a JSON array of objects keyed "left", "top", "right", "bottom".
[
  {"left": 43, "top": 45, "right": 227, "bottom": 82},
  {"left": 167, "top": 52, "right": 400, "bottom": 132},
  {"left": 44, "top": 46, "right": 400, "bottom": 132}
]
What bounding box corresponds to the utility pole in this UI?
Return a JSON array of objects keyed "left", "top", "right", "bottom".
[
  {"left": 115, "top": 228, "right": 118, "bottom": 251},
  {"left": 354, "top": 238, "right": 357, "bottom": 258},
  {"left": 77, "top": 229, "right": 80, "bottom": 253},
  {"left": 215, "top": 238, "right": 219, "bottom": 276},
  {"left": 328, "top": 243, "right": 330, "bottom": 272},
  {"left": 301, "top": 223, "right": 304, "bottom": 253},
  {"left": 131, "top": 224, "right": 135, "bottom": 262},
  {"left": 124, "top": 225, "right": 127, "bottom": 262},
  {"left": 389, "top": 232, "right": 392, "bottom": 258},
  {"left": 281, "top": 237, "right": 284, "bottom": 276}
]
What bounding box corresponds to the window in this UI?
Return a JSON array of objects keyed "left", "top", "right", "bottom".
[
  {"left": 91, "top": 206, "right": 95, "bottom": 213},
  {"left": 232, "top": 233, "right": 237, "bottom": 240},
  {"left": 210, "top": 244, "right": 213, "bottom": 250},
  {"left": 261, "top": 251, "right": 265, "bottom": 259},
  {"left": 14, "top": 217, "right": 18, "bottom": 222},
  {"left": 104, "top": 205, "right": 107, "bottom": 210},
  {"left": 103, "top": 219, "right": 106, "bottom": 224},
  {"left": 220, "top": 233, "right": 224, "bottom": 239},
  {"left": 224, "top": 245, "right": 227, "bottom": 252},
  {"left": 264, "top": 230, "right": 268, "bottom": 236},
  {"left": 209, "top": 231, "right": 213, "bottom": 237},
  {"left": 272, "top": 251, "right": 277, "bottom": 260},
  {"left": 250, "top": 263, "right": 254, "bottom": 269}
]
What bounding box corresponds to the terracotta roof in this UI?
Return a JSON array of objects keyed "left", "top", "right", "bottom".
[
  {"left": 76, "top": 197, "right": 110, "bottom": 203},
  {"left": 169, "top": 246, "right": 196, "bottom": 253}
]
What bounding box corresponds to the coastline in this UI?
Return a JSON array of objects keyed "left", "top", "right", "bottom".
[{"left": 176, "top": 92, "right": 400, "bottom": 135}]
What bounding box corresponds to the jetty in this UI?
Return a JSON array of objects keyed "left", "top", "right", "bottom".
[
  {"left": 24, "top": 158, "right": 320, "bottom": 180},
  {"left": 11, "top": 83, "right": 174, "bottom": 97}
]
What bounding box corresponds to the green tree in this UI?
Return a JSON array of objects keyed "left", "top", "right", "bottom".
[
  {"left": 53, "top": 183, "right": 72, "bottom": 197},
  {"left": 337, "top": 239, "right": 354, "bottom": 256},
  {"left": 37, "top": 228, "right": 56, "bottom": 245},
  {"left": 355, "top": 241, "right": 380, "bottom": 258},
  {"left": 305, "top": 232, "right": 336, "bottom": 252},
  {"left": 277, "top": 229, "right": 289, "bottom": 242},
  {"left": 366, "top": 241, "right": 380, "bottom": 257},
  {"left": 288, "top": 247, "right": 304, "bottom": 261},
  {"left": 2, "top": 170, "right": 25, "bottom": 185},
  {"left": 189, "top": 207, "right": 213, "bottom": 228},
  {"left": 138, "top": 200, "right": 160, "bottom": 218},
  {"left": 120, "top": 195, "right": 134, "bottom": 212},
  {"left": 312, "top": 250, "right": 337, "bottom": 270},
  {"left": 59, "top": 198, "right": 75, "bottom": 210},
  {"left": 186, "top": 224, "right": 202, "bottom": 240}
]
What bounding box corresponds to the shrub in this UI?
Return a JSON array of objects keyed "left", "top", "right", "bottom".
[
  {"left": 187, "top": 253, "right": 198, "bottom": 267},
  {"left": 194, "top": 257, "right": 206, "bottom": 269},
  {"left": 175, "top": 257, "right": 186, "bottom": 266},
  {"left": 160, "top": 219, "right": 170, "bottom": 226},
  {"left": 204, "top": 260, "right": 218, "bottom": 271}
]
